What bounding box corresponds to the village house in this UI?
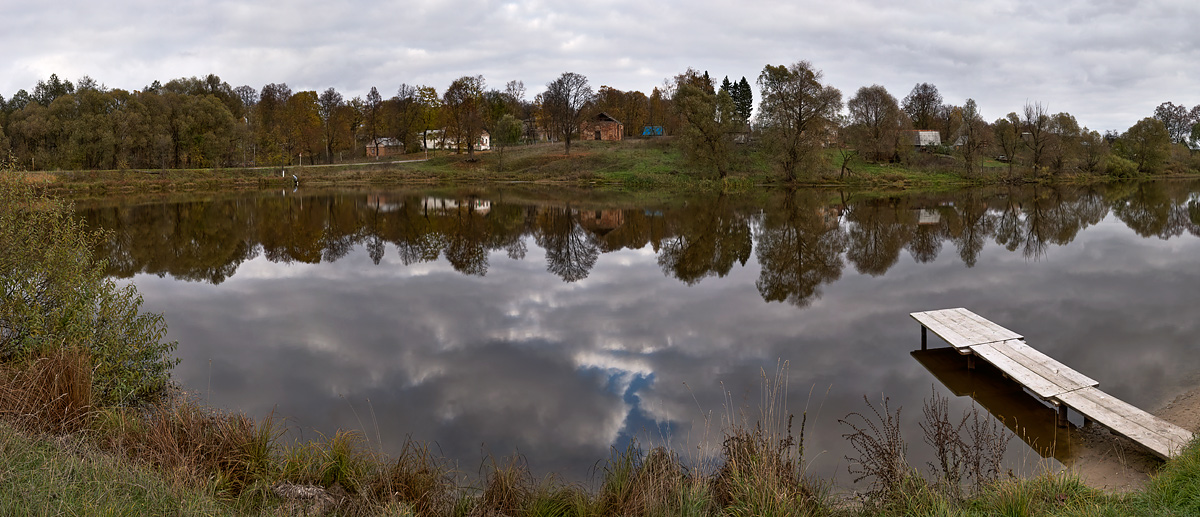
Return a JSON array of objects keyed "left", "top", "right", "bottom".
[
  {"left": 365, "top": 137, "right": 404, "bottom": 158},
  {"left": 421, "top": 130, "right": 491, "bottom": 151},
  {"left": 580, "top": 112, "right": 624, "bottom": 141},
  {"left": 904, "top": 130, "right": 942, "bottom": 147}
]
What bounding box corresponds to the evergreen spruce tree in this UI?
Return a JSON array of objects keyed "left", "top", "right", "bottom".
[
  {"left": 720, "top": 76, "right": 733, "bottom": 97},
  {"left": 734, "top": 77, "right": 754, "bottom": 122}
]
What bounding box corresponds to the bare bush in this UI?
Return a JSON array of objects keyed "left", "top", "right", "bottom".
[
  {"left": 841, "top": 396, "right": 909, "bottom": 499},
  {"left": 921, "top": 388, "right": 1012, "bottom": 499}
]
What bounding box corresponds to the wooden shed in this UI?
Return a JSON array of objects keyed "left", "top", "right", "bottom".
[{"left": 581, "top": 112, "right": 624, "bottom": 141}]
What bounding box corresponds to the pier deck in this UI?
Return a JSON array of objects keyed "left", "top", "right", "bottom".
[{"left": 911, "top": 308, "right": 1193, "bottom": 459}]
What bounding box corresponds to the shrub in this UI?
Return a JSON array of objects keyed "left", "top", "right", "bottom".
[
  {"left": 1105, "top": 155, "right": 1140, "bottom": 178},
  {"left": 0, "top": 176, "right": 178, "bottom": 406}
]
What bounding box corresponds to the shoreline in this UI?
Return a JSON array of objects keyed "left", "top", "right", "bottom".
[{"left": 1066, "top": 381, "right": 1200, "bottom": 493}]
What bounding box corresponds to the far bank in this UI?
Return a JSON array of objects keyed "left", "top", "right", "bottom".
[{"left": 17, "top": 138, "right": 1200, "bottom": 197}]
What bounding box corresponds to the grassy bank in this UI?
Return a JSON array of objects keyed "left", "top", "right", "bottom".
[{"left": 23, "top": 138, "right": 1195, "bottom": 197}]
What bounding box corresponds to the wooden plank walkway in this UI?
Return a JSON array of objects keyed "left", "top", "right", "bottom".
[{"left": 911, "top": 307, "right": 1194, "bottom": 460}]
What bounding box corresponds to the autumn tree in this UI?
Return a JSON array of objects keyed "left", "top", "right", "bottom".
[
  {"left": 847, "top": 84, "right": 906, "bottom": 162},
  {"left": 542, "top": 72, "right": 594, "bottom": 155},
  {"left": 672, "top": 69, "right": 740, "bottom": 178},
  {"left": 902, "top": 83, "right": 942, "bottom": 131},
  {"left": 593, "top": 86, "right": 649, "bottom": 138},
  {"left": 755, "top": 61, "right": 842, "bottom": 180},
  {"left": 257, "top": 83, "right": 292, "bottom": 165},
  {"left": 442, "top": 75, "right": 485, "bottom": 158},
  {"left": 286, "top": 91, "right": 321, "bottom": 164}
]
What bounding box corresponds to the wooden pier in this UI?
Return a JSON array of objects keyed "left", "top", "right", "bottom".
[{"left": 911, "top": 307, "right": 1194, "bottom": 460}]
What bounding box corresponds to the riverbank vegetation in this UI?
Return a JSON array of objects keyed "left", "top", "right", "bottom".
[
  {"left": 3, "top": 173, "right": 1200, "bottom": 514},
  {"left": 3, "top": 70, "right": 1198, "bottom": 190}
]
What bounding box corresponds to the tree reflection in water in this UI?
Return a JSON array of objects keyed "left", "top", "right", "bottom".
[{"left": 78, "top": 180, "right": 1200, "bottom": 299}]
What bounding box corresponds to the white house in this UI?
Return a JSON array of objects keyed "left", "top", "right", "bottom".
[
  {"left": 905, "top": 130, "right": 942, "bottom": 147},
  {"left": 421, "top": 130, "right": 490, "bottom": 151}
]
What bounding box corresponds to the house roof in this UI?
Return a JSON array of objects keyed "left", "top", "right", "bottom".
[
  {"left": 368, "top": 137, "right": 402, "bottom": 147},
  {"left": 593, "top": 112, "right": 622, "bottom": 124}
]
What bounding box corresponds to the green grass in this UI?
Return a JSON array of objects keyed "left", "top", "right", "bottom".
[
  {"left": 0, "top": 421, "right": 237, "bottom": 516},
  {"left": 14, "top": 136, "right": 1200, "bottom": 198}
]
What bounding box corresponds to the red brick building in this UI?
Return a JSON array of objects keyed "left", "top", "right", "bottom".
[
  {"left": 580, "top": 112, "right": 624, "bottom": 141},
  {"left": 365, "top": 138, "right": 404, "bottom": 157}
]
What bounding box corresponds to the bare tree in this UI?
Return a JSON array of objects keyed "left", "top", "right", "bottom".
[
  {"left": 392, "top": 84, "right": 422, "bottom": 153},
  {"left": 542, "top": 72, "right": 594, "bottom": 155},
  {"left": 756, "top": 61, "right": 843, "bottom": 181}
]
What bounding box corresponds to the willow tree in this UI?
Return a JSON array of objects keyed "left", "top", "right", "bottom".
[
  {"left": 673, "top": 69, "right": 741, "bottom": 178},
  {"left": 756, "top": 61, "right": 842, "bottom": 181}
]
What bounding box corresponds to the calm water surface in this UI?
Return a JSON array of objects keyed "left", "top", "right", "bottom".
[{"left": 77, "top": 181, "right": 1200, "bottom": 484}]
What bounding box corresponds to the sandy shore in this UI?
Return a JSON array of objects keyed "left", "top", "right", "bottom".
[{"left": 1067, "top": 385, "right": 1200, "bottom": 493}]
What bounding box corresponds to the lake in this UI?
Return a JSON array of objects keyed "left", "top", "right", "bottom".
[{"left": 76, "top": 180, "right": 1200, "bottom": 485}]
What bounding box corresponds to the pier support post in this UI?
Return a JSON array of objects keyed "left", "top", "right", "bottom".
[
  {"left": 921, "top": 326, "right": 927, "bottom": 350},
  {"left": 967, "top": 355, "right": 975, "bottom": 370},
  {"left": 1057, "top": 404, "right": 1069, "bottom": 428}
]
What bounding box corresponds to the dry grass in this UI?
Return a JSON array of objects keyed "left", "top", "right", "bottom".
[
  {"left": 371, "top": 440, "right": 457, "bottom": 514},
  {"left": 96, "top": 399, "right": 278, "bottom": 496},
  {"left": 0, "top": 348, "right": 94, "bottom": 434}
]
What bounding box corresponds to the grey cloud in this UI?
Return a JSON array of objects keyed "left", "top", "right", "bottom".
[{"left": 6, "top": 0, "right": 1195, "bottom": 131}]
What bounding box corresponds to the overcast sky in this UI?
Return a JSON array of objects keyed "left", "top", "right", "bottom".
[{"left": 3, "top": 0, "right": 1197, "bottom": 132}]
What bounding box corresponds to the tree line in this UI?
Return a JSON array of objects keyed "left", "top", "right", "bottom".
[
  {"left": 0, "top": 72, "right": 683, "bottom": 170},
  {"left": 2, "top": 66, "right": 1198, "bottom": 178}
]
